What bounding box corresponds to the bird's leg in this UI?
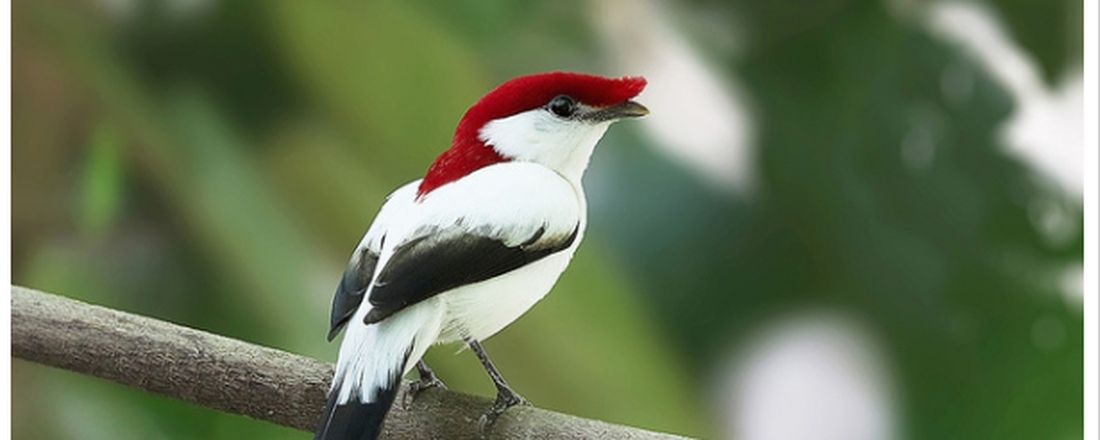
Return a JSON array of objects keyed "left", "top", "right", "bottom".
[
  {"left": 415, "top": 360, "right": 447, "bottom": 389},
  {"left": 402, "top": 360, "right": 447, "bottom": 409},
  {"left": 466, "top": 338, "right": 529, "bottom": 432}
]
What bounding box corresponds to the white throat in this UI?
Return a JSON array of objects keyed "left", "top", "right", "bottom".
[{"left": 479, "top": 109, "right": 611, "bottom": 184}]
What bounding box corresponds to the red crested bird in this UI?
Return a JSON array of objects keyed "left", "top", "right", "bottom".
[{"left": 315, "top": 72, "right": 648, "bottom": 440}]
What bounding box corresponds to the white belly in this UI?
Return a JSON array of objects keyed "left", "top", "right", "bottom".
[{"left": 435, "top": 244, "right": 578, "bottom": 343}]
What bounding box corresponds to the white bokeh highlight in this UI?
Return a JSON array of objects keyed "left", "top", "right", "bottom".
[
  {"left": 925, "top": 1, "right": 1084, "bottom": 197},
  {"left": 717, "top": 313, "right": 899, "bottom": 440},
  {"left": 592, "top": 0, "right": 755, "bottom": 194},
  {"left": 924, "top": 2, "right": 1084, "bottom": 309}
]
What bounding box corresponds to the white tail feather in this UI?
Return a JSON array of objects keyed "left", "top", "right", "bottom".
[{"left": 333, "top": 300, "right": 445, "bottom": 404}]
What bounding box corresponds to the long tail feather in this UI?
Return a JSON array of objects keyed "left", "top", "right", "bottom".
[
  {"left": 316, "top": 303, "right": 442, "bottom": 440},
  {"left": 314, "top": 349, "right": 408, "bottom": 440}
]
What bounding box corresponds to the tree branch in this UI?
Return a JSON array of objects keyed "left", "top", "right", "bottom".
[{"left": 11, "top": 285, "right": 687, "bottom": 439}]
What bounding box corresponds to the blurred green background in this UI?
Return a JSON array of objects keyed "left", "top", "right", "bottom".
[{"left": 11, "top": 0, "right": 1083, "bottom": 439}]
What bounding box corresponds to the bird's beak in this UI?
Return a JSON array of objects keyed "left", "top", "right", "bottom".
[{"left": 581, "top": 100, "right": 650, "bottom": 122}]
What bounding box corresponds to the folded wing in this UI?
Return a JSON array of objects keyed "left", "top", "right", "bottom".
[{"left": 364, "top": 222, "right": 578, "bottom": 323}]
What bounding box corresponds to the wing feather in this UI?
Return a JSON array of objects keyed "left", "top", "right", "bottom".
[
  {"left": 325, "top": 181, "right": 420, "bottom": 340},
  {"left": 362, "top": 223, "right": 578, "bottom": 324},
  {"left": 330, "top": 163, "right": 581, "bottom": 331},
  {"left": 327, "top": 246, "right": 379, "bottom": 341}
]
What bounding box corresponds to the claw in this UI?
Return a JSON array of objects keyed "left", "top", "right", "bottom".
[
  {"left": 477, "top": 387, "right": 529, "bottom": 435},
  {"left": 402, "top": 361, "right": 447, "bottom": 410},
  {"left": 402, "top": 375, "right": 447, "bottom": 410}
]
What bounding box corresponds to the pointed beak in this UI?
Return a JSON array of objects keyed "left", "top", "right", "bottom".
[{"left": 581, "top": 100, "right": 650, "bottom": 122}]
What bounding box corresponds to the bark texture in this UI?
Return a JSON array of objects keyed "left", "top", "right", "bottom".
[{"left": 11, "top": 286, "right": 688, "bottom": 439}]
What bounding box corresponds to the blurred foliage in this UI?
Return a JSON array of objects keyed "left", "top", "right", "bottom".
[
  {"left": 594, "top": 0, "right": 1082, "bottom": 439},
  {"left": 11, "top": 0, "right": 1082, "bottom": 439}
]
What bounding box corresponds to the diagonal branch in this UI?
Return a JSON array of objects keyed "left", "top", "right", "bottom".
[{"left": 10, "top": 285, "right": 687, "bottom": 439}]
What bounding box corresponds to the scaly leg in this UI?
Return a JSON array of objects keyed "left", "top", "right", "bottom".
[{"left": 466, "top": 339, "right": 529, "bottom": 432}]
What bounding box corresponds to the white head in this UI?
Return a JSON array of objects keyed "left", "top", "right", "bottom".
[{"left": 480, "top": 96, "right": 647, "bottom": 181}]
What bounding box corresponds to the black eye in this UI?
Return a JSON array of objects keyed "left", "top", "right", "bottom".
[{"left": 547, "top": 95, "right": 576, "bottom": 118}]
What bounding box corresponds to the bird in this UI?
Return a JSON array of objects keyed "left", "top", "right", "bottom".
[{"left": 315, "top": 71, "right": 648, "bottom": 440}]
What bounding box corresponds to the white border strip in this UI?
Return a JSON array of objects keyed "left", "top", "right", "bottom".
[{"left": 1083, "top": 0, "right": 1097, "bottom": 437}]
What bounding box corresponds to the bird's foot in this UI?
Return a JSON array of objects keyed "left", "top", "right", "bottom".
[
  {"left": 402, "top": 364, "right": 447, "bottom": 410},
  {"left": 477, "top": 387, "right": 530, "bottom": 435}
]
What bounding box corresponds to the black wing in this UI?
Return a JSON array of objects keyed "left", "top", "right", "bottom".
[
  {"left": 362, "top": 223, "right": 579, "bottom": 324},
  {"left": 327, "top": 246, "right": 379, "bottom": 341}
]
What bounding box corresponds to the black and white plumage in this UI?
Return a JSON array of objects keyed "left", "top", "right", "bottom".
[{"left": 315, "top": 72, "right": 648, "bottom": 440}]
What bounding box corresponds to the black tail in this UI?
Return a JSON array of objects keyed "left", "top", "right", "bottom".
[{"left": 314, "top": 372, "right": 402, "bottom": 440}]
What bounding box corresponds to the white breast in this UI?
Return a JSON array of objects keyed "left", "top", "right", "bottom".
[{"left": 436, "top": 232, "right": 583, "bottom": 344}]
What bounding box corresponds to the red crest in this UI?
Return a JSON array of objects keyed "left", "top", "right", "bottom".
[{"left": 417, "top": 72, "right": 646, "bottom": 198}]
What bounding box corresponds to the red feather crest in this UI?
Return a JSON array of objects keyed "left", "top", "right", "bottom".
[{"left": 417, "top": 72, "right": 646, "bottom": 198}]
